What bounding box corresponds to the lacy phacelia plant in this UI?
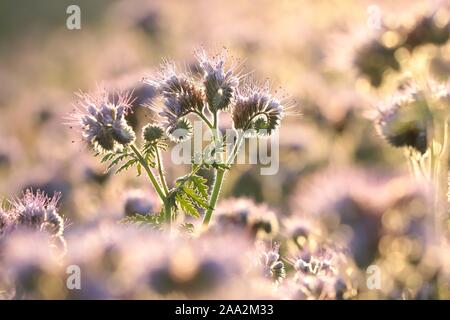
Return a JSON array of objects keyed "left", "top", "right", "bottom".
[
  {"left": 0, "top": 190, "right": 66, "bottom": 253},
  {"left": 70, "top": 49, "right": 290, "bottom": 232}
]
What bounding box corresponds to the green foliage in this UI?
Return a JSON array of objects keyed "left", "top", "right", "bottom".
[
  {"left": 170, "top": 173, "right": 211, "bottom": 218},
  {"left": 119, "top": 212, "right": 163, "bottom": 230},
  {"left": 97, "top": 145, "right": 162, "bottom": 176}
]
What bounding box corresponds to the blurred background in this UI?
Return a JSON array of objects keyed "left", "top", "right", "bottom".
[
  {"left": 0, "top": 0, "right": 416, "bottom": 217},
  {"left": 0, "top": 0, "right": 448, "bottom": 299}
]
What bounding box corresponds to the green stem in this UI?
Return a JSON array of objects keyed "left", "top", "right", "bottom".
[
  {"left": 213, "top": 112, "right": 218, "bottom": 129},
  {"left": 202, "top": 130, "right": 245, "bottom": 227},
  {"left": 195, "top": 111, "right": 214, "bottom": 129},
  {"left": 156, "top": 147, "right": 169, "bottom": 195},
  {"left": 202, "top": 168, "right": 225, "bottom": 226},
  {"left": 130, "top": 144, "right": 171, "bottom": 230},
  {"left": 164, "top": 201, "right": 172, "bottom": 232},
  {"left": 227, "top": 131, "right": 245, "bottom": 165},
  {"left": 130, "top": 144, "right": 166, "bottom": 201}
]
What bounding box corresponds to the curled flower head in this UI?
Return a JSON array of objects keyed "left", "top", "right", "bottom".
[
  {"left": 375, "top": 84, "right": 433, "bottom": 154},
  {"left": 195, "top": 48, "right": 240, "bottom": 112},
  {"left": 166, "top": 117, "right": 193, "bottom": 142},
  {"left": 232, "top": 80, "right": 288, "bottom": 136},
  {"left": 145, "top": 62, "right": 202, "bottom": 142},
  {"left": 71, "top": 89, "right": 136, "bottom": 153}
]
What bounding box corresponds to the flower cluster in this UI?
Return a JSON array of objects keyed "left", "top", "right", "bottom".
[{"left": 145, "top": 49, "right": 287, "bottom": 142}]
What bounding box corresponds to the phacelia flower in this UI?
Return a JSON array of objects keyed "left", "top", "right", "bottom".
[
  {"left": 145, "top": 62, "right": 203, "bottom": 142},
  {"left": 232, "top": 81, "right": 287, "bottom": 136},
  {"left": 9, "top": 190, "right": 65, "bottom": 238},
  {"left": 166, "top": 118, "right": 193, "bottom": 143},
  {"left": 124, "top": 189, "right": 159, "bottom": 216},
  {"left": 196, "top": 48, "right": 240, "bottom": 112},
  {"left": 256, "top": 243, "right": 286, "bottom": 283},
  {"left": 375, "top": 84, "right": 433, "bottom": 154},
  {"left": 72, "top": 90, "right": 136, "bottom": 153},
  {"left": 213, "top": 198, "right": 279, "bottom": 239}
]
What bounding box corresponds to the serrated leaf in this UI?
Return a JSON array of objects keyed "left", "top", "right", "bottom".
[
  {"left": 182, "top": 186, "right": 209, "bottom": 209},
  {"left": 116, "top": 158, "right": 137, "bottom": 174},
  {"left": 106, "top": 153, "right": 129, "bottom": 172},
  {"left": 119, "top": 213, "right": 162, "bottom": 230},
  {"left": 179, "top": 223, "right": 195, "bottom": 234},
  {"left": 176, "top": 194, "right": 200, "bottom": 218},
  {"left": 190, "top": 174, "right": 209, "bottom": 198},
  {"left": 100, "top": 152, "right": 114, "bottom": 163}
]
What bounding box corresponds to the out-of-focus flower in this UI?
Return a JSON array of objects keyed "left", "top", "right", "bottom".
[
  {"left": 70, "top": 89, "right": 136, "bottom": 153},
  {"left": 292, "top": 167, "right": 430, "bottom": 268},
  {"left": 353, "top": 38, "right": 400, "bottom": 87},
  {"left": 254, "top": 242, "right": 286, "bottom": 283},
  {"left": 375, "top": 83, "right": 432, "bottom": 154},
  {"left": 195, "top": 48, "right": 239, "bottom": 112},
  {"left": 124, "top": 189, "right": 159, "bottom": 216},
  {"left": 285, "top": 244, "right": 356, "bottom": 300},
  {"left": 212, "top": 198, "right": 279, "bottom": 240},
  {"left": 402, "top": 13, "right": 450, "bottom": 51},
  {"left": 0, "top": 190, "right": 66, "bottom": 254},
  {"left": 0, "top": 231, "right": 65, "bottom": 299},
  {"left": 9, "top": 190, "right": 65, "bottom": 238}
]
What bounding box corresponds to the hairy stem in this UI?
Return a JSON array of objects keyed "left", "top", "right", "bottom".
[
  {"left": 202, "top": 168, "right": 225, "bottom": 226},
  {"left": 195, "top": 111, "right": 214, "bottom": 129},
  {"left": 130, "top": 144, "right": 166, "bottom": 201},
  {"left": 156, "top": 147, "right": 170, "bottom": 195},
  {"left": 202, "top": 129, "right": 245, "bottom": 227},
  {"left": 163, "top": 201, "right": 172, "bottom": 232},
  {"left": 130, "top": 144, "right": 171, "bottom": 230}
]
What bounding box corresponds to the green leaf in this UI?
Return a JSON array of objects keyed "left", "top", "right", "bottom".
[
  {"left": 189, "top": 174, "right": 209, "bottom": 198},
  {"left": 100, "top": 152, "right": 114, "bottom": 163},
  {"left": 179, "top": 223, "right": 195, "bottom": 234},
  {"left": 119, "top": 213, "right": 162, "bottom": 230},
  {"left": 182, "top": 186, "right": 209, "bottom": 209},
  {"left": 115, "top": 158, "right": 138, "bottom": 174},
  {"left": 106, "top": 153, "right": 129, "bottom": 172},
  {"left": 176, "top": 194, "right": 200, "bottom": 218}
]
